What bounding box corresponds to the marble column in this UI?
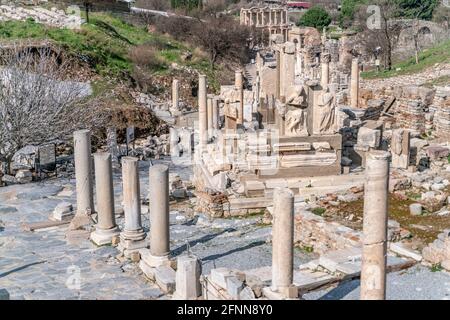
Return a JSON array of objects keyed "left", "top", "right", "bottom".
[
  {"left": 212, "top": 97, "right": 220, "bottom": 130},
  {"left": 207, "top": 95, "right": 214, "bottom": 140},
  {"left": 73, "top": 130, "right": 94, "bottom": 215},
  {"left": 149, "top": 164, "right": 170, "bottom": 259},
  {"left": 351, "top": 58, "right": 360, "bottom": 108},
  {"left": 90, "top": 152, "right": 120, "bottom": 245},
  {"left": 321, "top": 58, "right": 330, "bottom": 88},
  {"left": 235, "top": 70, "right": 244, "bottom": 125},
  {"left": 271, "top": 188, "right": 296, "bottom": 298},
  {"left": 198, "top": 74, "right": 208, "bottom": 151},
  {"left": 119, "top": 157, "right": 146, "bottom": 256},
  {"left": 172, "top": 79, "right": 179, "bottom": 111},
  {"left": 275, "top": 50, "right": 281, "bottom": 99},
  {"left": 280, "top": 42, "right": 296, "bottom": 99},
  {"left": 360, "top": 150, "right": 390, "bottom": 300},
  {"left": 173, "top": 255, "right": 202, "bottom": 300}
]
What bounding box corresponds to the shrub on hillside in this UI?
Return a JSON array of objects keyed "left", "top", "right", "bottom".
[{"left": 298, "top": 5, "right": 332, "bottom": 30}]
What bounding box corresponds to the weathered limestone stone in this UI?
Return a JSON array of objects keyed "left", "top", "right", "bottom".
[
  {"left": 106, "top": 127, "right": 119, "bottom": 163},
  {"left": 271, "top": 188, "right": 297, "bottom": 298},
  {"left": 52, "top": 202, "right": 73, "bottom": 221},
  {"left": 321, "top": 56, "right": 329, "bottom": 88},
  {"left": 173, "top": 255, "right": 202, "bottom": 300},
  {"left": 409, "top": 203, "right": 422, "bottom": 216},
  {"left": 90, "top": 153, "right": 120, "bottom": 246},
  {"left": 155, "top": 265, "right": 176, "bottom": 294},
  {"left": 235, "top": 70, "right": 244, "bottom": 124},
  {"left": 15, "top": 169, "right": 32, "bottom": 184},
  {"left": 391, "top": 129, "right": 410, "bottom": 169},
  {"left": 118, "top": 157, "right": 147, "bottom": 257},
  {"left": 350, "top": 58, "right": 359, "bottom": 108},
  {"left": 73, "top": 130, "right": 94, "bottom": 214},
  {"left": 198, "top": 74, "right": 208, "bottom": 151},
  {"left": 357, "top": 126, "right": 381, "bottom": 149},
  {"left": 360, "top": 151, "right": 390, "bottom": 300}
]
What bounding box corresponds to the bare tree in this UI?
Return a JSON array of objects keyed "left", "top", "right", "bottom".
[
  {"left": 0, "top": 44, "right": 100, "bottom": 173},
  {"left": 354, "top": 0, "right": 402, "bottom": 70}
]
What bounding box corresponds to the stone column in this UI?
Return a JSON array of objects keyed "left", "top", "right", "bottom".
[
  {"left": 212, "top": 97, "right": 220, "bottom": 130},
  {"left": 119, "top": 157, "right": 146, "bottom": 256},
  {"left": 321, "top": 57, "right": 330, "bottom": 88},
  {"left": 207, "top": 95, "right": 214, "bottom": 140},
  {"left": 198, "top": 74, "right": 208, "bottom": 151},
  {"left": 360, "top": 150, "right": 390, "bottom": 300},
  {"left": 351, "top": 58, "right": 360, "bottom": 108},
  {"left": 235, "top": 70, "right": 244, "bottom": 125},
  {"left": 275, "top": 50, "right": 281, "bottom": 99},
  {"left": 149, "top": 164, "right": 170, "bottom": 260},
  {"left": 280, "top": 42, "right": 296, "bottom": 99},
  {"left": 73, "top": 130, "right": 94, "bottom": 215},
  {"left": 173, "top": 255, "right": 202, "bottom": 300},
  {"left": 90, "top": 152, "right": 120, "bottom": 245},
  {"left": 106, "top": 127, "right": 119, "bottom": 163},
  {"left": 172, "top": 79, "right": 179, "bottom": 111},
  {"left": 391, "top": 129, "right": 410, "bottom": 169},
  {"left": 271, "top": 188, "right": 296, "bottom": 297}
]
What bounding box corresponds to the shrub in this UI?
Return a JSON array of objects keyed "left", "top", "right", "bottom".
[{"left": 298, "top": 5, "right": 332, "bottom": 30}]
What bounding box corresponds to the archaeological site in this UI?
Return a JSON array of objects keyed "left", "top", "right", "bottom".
[{"left": 1, "top": 0, "right": 450, "bottom": 307}]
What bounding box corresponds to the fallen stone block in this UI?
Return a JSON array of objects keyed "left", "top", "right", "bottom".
[
  {"left": 389, "top": 242, "right": 422, "bottom": 262},
  {"left": 225, "top": 276, "right": 244, "bottom": 299},
  {"left": 52, "top": 202, "right": 74, "bottom": 221}
]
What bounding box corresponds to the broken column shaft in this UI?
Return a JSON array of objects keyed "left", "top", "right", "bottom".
[
  {"left": 207, "top": 95, "right": 214, "bottom": 140},
  {"left": 198, "top": 74, "right": 208, "bottom": 151},
  {"left": 360, "top": 150, "right": 390, "bottom": 300},
  {"left": 172, "top": 79, "right": 179, "bottom": 111},
  {"left": 73, "top": 129, "right": 94, "bottom": 214},
  {"left": 235, "top": 70, "right": 244, "bottom": 124},
  {"left": 321, "top": 59, "right": 329, "bottom": 88},
  {"left": 173, "top": 255, "right": 202, "bottom": 300},
  {"left": 272, "top": 188, "right": 294, "bottom": 294},
  {"left": 351, "top": 58, "right": 360, "bottom": 108},
  {"left": 149, "top": 164, "right": 170, "bottom": 258},
  {"left": 91, "top": 152, "right": 119, "bottom": 245},
  {"left": 119, "top": 157, "right": 146, "bottom": 256}
]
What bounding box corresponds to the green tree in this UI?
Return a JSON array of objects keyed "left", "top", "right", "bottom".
[
  {"left": 297, "top": 6, "right": 332, "bottom": 30},
  {"left": 339, "top": 0, "right": 367, "bottom": 27},
  {"left": 395, "top": 0, "right": 438, "bottom": 20}
]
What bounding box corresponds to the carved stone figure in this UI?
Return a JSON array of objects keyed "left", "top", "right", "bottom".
[
  {"left": 317, "top": 85, "right": 336, "bottom": 134},
  {"left": 285, "top": 108, "right": 308, "bottom": 136}
]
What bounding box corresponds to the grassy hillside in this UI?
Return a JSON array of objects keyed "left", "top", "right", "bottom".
[
  {"left": 362, "top": 39, "right": 450, "bottom": 79},
  {"left": 0, "top": 13, "right": 218, "bottom": 87}
]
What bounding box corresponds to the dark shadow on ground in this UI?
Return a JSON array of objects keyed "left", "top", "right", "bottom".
[
  {"left": 0, "top": 261, "right": 46, "bottom": 278},
  {"left": 318, "top": 279, "right": 360, "bottom": 300},
  {"left": 171, "top": 227, "right": 237, "bottom": 257},
  {"left": 201, "top": 240, "right": 266, "bottom": 263}
]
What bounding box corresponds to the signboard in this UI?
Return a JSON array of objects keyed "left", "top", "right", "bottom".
[{"left": 37, "top": 144, "right": 56, "bottom": 171}]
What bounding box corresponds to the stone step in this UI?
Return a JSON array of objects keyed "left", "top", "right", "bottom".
[{"left": 154, "top": 265, "right": 176, "bottom": 294}]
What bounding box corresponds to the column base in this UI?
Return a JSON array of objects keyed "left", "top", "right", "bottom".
[
  {"left": 118, "top": 230, "right": 148, "bottom": 258},
  {"left": 263, "top": 285, "right": 299, "bottom": 300},
  {"left": 90, "top": 226, "right": 120, "bottom": 246},
  {"left": 140, "top": 248, "right": 171, "bottom": 268}
]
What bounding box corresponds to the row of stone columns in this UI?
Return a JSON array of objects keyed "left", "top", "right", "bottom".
[
  {"left": 73, "top": 130, "right": 171, "bottom": 257},
  {"left": 267, "top": 150, "right": 390, "bottom": 300},
  {"left": 240, "top": 9, "right": 288, "bottom": 27}
]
